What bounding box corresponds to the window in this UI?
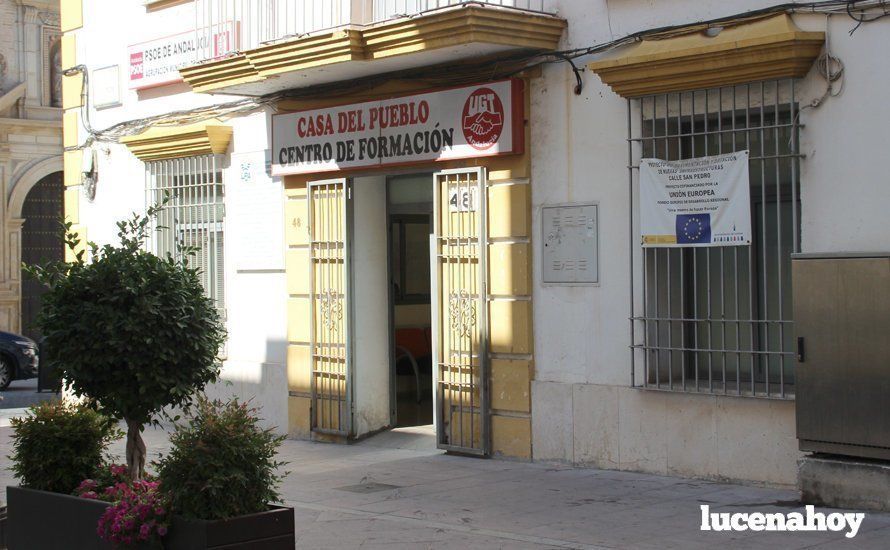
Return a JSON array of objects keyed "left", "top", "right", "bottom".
[
  {"left": 629, "top": 80, "right": 800, "bottom": 398},
  {"left": 145, "top": 155, "right": 226, "bottom": 315}
]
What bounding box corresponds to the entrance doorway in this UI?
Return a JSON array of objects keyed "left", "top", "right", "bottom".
[
  {"left": 303, "top": 168, "right": 489, "bottom": 452},
  {"left": 387, "top": 174, "right": 434, "bottom": 428},
  {"left": 20, "top": 172, "right": 64, "bottom": 340}
]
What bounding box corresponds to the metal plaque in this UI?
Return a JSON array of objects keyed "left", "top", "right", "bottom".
[{"left": 542, "top": 203, "right": 598, "bottom": 284}]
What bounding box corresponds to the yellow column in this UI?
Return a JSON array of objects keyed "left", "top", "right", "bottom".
[
  {"left": 284, "top": 182, "right": 312, "bottom": 438},
  {"left": 61, "top": 2, "right": 84, "bottom": 261},
  {"left": 487, "top": 170, "right": 534, "bottom": 460}
]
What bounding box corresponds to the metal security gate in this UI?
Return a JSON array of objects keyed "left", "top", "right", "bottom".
[
  {"left": 308, "top": 179, "right": 353, "bottom": 437},
  {"left": 433, "top": 168, "right": 489, "bottom": 455}
]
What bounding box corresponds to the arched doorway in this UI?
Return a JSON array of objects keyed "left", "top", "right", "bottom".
[{"left": 20, "top": 171, "right": 64, "bottom": 339}]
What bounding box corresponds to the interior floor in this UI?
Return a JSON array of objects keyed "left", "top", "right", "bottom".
[{"left": 395, "top": 368, "right": 433, "bottom": 427}]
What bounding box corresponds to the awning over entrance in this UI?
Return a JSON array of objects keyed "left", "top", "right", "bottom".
[{"left": 587, "top": 14, "right": 825, "bottom": 98}]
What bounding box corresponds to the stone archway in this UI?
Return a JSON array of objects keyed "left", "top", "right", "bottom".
[{"left": 0, "top": 155, "right": 64, "bottom": 334}]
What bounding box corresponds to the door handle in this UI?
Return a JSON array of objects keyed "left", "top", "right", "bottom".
[{"left": 797, "top": 336, "right": 805, "bottom": 363}]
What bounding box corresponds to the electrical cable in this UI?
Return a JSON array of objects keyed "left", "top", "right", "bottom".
[{"left": 65, "top": 0, "right": 888, "bottom": 151}]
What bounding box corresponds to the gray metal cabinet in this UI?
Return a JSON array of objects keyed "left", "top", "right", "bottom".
[{"left": 793, "top": 253, "right": 890, "bottom": 460}]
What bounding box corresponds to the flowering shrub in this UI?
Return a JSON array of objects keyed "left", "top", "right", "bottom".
[
  {"left": 95, "top": 479, "right": 169, "bottom": 546},
  {"left": 74, "top": 464, "right": 131, "bottom": 502}
]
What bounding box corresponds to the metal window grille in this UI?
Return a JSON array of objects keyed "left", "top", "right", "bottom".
[
  {"left": 145, "top": 155, "right": 226, "bottom": 315},
  {"left": 628, "top": 79, "right": 801, "bottom": 399}
]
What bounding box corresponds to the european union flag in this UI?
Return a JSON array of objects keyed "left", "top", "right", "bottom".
[{"left": 676, "top": 214, "right": 711, "bottom": 244}]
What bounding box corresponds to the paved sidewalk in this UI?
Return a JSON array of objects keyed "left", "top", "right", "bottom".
[{"left": 2, "top": 419, "right": 890, "bottom": 548}]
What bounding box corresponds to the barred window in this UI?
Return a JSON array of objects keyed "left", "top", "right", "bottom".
[
  {"left": 629, "top": 80, "right": 801, "bottom": 399},
  {"left": 145, "top": 155, "right": 226, "bottom": 314}
]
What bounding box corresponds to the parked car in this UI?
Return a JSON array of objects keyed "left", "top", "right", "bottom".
[{"left": 0, "top": 331, "right": 39, "bottom": 390}]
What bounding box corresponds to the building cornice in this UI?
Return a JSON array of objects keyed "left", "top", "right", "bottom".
[
  {"left": 587, "top": 14, "right": 825, "bottom": 98},
  {"left": 120, "top": 120, "right": 233, "bottom": 161},
  {"left": 180, "top": 5, "right": 566, "bottom": 94}
]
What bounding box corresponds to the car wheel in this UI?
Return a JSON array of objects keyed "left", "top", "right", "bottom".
[{"left": 0, "top": 357, "right": 11, "bottom": 390}]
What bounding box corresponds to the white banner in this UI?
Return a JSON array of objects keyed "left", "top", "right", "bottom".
[
  {"left": 272, "top": 79, "right": 523, "bottom": 175},
  {"left": 128, "top": 23, "right": 237, "bottom": 89},
  {"left": 640, "top": 151, "right": 751, "bottom": 247}
]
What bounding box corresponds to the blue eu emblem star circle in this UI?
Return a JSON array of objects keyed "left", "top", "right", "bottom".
[{"left": 676, "top": 213, "right": 711, "bottom": 244}]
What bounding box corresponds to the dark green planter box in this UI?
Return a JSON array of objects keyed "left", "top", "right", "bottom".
[
  {"left": 165, "top": 505, "right": 295, "bottom": 549},
  {"left": 6, "top": 486, "right": 295, "bottom": 549},
  {"left": 6, "top": 486, "right": 114, "bottom": 549}
]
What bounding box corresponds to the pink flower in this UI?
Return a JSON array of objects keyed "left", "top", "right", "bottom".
[
  {"left": 81, "top": 491, "right": 98, "bottom": 500},
  {"left": 157, "top": 525, "right": 168, "bottom": 537}
]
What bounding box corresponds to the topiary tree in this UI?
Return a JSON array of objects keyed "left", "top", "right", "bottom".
[{"left": 26, "top": 205, "right": 226, "bottom": 480}]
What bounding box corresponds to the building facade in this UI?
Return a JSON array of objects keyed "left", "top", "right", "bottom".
[
  {"left": 0, "top": 0, "right": 64, "bottom": 338},
  {"left": 61, "top": 0, "right": 890, "bottom": 487}
]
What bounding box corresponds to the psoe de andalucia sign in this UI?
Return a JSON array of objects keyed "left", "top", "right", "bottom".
[
  {"left": 271, "top": 79, "right": 524, "bottom": 176},
  {"left": 128, "top": 23, "right": 237, "bottom": 90}
]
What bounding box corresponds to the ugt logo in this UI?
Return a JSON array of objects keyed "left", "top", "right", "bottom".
[{"left": 462, "top": 88, "right": 504, "bottom": 150}]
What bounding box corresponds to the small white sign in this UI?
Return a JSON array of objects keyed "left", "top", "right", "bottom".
[
  {"left": 91, "top": 65, "right": 121, "bottom": 108},
  {"left": 542, "top": 203, "right": 599, "bottom": 284},
  {"left": 448, "top": 186, "right": 478, "bottom": 212},
  {"left": 228, "top": 150, "right": 284, "bottom": 271},
  {"left": 640, "top": 151, "right": 751, "bottom": 247}
]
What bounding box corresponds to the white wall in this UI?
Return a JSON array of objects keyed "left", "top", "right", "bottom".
[
  {"left": 75, "top": 1, "right": 288, "bottom": 433},
  {"left": 351, "top": 175, "right": 391, "bottom": 436},
  {"left": 529, "top": 1, "right": 890, "bottom": 485},
  {"left": 74, "top": 0, "right": 890, "bottom": 483}
]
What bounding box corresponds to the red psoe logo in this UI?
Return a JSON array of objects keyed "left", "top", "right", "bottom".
[
  {"left": 462, "top": 88, "right": 504, "bottom": 150},
  {"left": 130, "top": 52, "right": 144, "bottom": 80}
]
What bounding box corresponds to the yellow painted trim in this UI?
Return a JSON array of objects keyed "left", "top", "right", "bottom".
[
  {"left": 64, "top": 187, "right": 80, "bottom": 225},
  {"left": 63, "top": 149, "right": 82, "bottom": 187},
  {"left": 178, "top": 54, "right": 263, "bottom": 94},
  {"left": 64, "top": 225, "right": 87, "bottom": 262},
  {"left": 62, "top": 72, "right": 83, "bottom": 109},
  {"left": 363, "top": 7, "right": 565, "bottom": 60},
  {"left": 121, "top": 120, "right": 233, "bottom": 161},
  {"left": 61, "top": 0, "right": 83, "bottom": 32},
  {"left": 181, "top": 5, "right": 565, "bottom": 94},
  {"left": 249, "top": 29, "right": 365, "bottom": 77},
  {"left": 61, "top": 34, "right": 76, "bottom": 69},
  {"left": 492, "top": 415, "right": 531, "bottom": 460},
  {"left": 587, "top": 14, "right": 824, "bottom": 97},
  {"left": 63, "top": 109, "right": 79, "bottom": 149},
  {"left": 145, "top": 0, "right": 192, "bottom": 11}
]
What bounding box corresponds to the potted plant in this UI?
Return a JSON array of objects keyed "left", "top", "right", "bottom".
[
  {"left": 154, "top": 397, "right": 293, "bottom": 549},
  {"left": 6, "top": 207, "right": 230, "bottom": 549},
  {"left": 6, "top": 401, "right": 122, "bottom": 549}
]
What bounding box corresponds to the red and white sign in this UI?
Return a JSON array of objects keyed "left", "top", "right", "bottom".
[
  {"left": 128, "top": 23, "right": 237, "bottom": 90},
  {"left": 272, "top": 79, "right": 524, "bottom": 175}
]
